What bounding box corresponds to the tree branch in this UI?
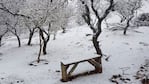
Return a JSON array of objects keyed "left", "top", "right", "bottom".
[
  {"left": 0, "top": 3, "right": 30, "bottom": 19},
  {"left": 80, "top": 0, "right": 96, "bottom": 33},
  {"left": 90, "top": 0, "right": 100, "bottom": 19},
  {"left": 100, "top": 0, "right": 114, "bottom": 20}
]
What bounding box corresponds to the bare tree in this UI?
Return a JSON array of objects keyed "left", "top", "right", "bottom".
[
  {"left": 24, "top": 18, "right": 37, "bottom": 45},
  {"left": 0, "top": 0, "right": 29, "bottom": 18},
  {"left": 37, "top": 23, "right": 51, "bottom": 63},
  {"left": 22, "top": 0, "right": 68, "bottom": 62},
  {"left": 79, "top": 0, "right": 114, "bottom": 56},
  {"left": 5, "top": 17, "right": 22, "bottom": 47},
  {"left": 0, "top": 27, "right": 8, "bottom": 47},
  {"left": 0, "top": 11, "right": 8, "bottom": 47},
  {"left": 0, "top": 0, "right": 28, "bottom": 47},
  {"left": 113, "top": 0, "right": 142, "bottom": 35}
]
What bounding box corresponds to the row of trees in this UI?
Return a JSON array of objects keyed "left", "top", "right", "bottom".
[
  {"left": 0, "top": 0, "right": 145, "bottom": 62},
  {"left": 0, "top": 0, "right": 71, "bottom": 62}
]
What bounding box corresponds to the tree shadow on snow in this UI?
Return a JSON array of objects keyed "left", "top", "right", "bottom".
[{"left": 28, "top": 59, "right": 49, "bottom": 67}]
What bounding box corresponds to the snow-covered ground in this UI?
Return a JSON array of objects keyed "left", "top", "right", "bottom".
[{"left": 0, "top": 23, "right": 149, "bottom": 84}]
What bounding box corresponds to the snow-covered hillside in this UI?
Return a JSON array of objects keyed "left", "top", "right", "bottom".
[{"left": 0, "top": 24, "right": 149, "bottom": 84}]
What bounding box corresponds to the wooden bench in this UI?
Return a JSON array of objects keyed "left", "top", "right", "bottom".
[
  {"left": 61, "top": 56, "right": 102, "bottom": 82},
  {"left": 142, "top": 75, "right": 149, "bottom": 84}
]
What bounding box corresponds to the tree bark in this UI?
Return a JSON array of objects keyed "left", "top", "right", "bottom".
[
  {"left": 43, "top": 41, "right": 47, "bottom": 55},
  {"left": 93, "top": 36, "right": 102, "bottom": 55},
  {"left": 37, "top": 30, "right": 42, "bottom": 63},
  {"left": 92, "top": 21, "right": 102, "bottom": 56},
  {"left": 37, "top": 38, "right": 42, "bottom": 63},
  {"left": 123, "top": 16, "right": 133, "bottom": 35},
  {"left": 27, "top": 29, "right": 35, "bottom": 45},
  {"left": 38, "top": 28, "right": 50, "bottom": 55},
  {"left": 0, "top": 36, "right": 2, "bottom": 47},
  {"left": 16, "top": 35, "right": 21, "bottom": 47},
  {"left": 62, "top": 27, "right": 66, "bottom": 33},
  {"left": 123, "top": 20, "right": 129, "bottom": 35},
  {"left": 42, "top": 34, "right": 50, "bottom": 55}
]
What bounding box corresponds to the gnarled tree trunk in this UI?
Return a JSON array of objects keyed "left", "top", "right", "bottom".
[
  {"left": 16, "top": 35, "right": 21, "bottom": 47},
  {"left": 123, "top": 16, "right": 134, "bottom": 35},
  {"left": 37, "top": 30, "right": 42, "bottom": 63},
  {"left": 92, "top": 22, "right": 102, "bottom": 55},
  {"left": 0, "top": 36, "right": 2, "bottom": 47},
  {"left": 27, "top": 28, "right": 36, "bottom": 45},
  {"left": 37, "top": 27, "right": 50, "bottom": 63},
  {"left": 80, "top": 0, "right": 113, "bottom": 56},
  {"left": 43, "top": 41, "right": 48, "bottom": 55}
]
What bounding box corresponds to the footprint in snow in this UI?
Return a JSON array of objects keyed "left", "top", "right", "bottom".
[
  {"left": 139, "top": 42, "right": 149, "bottom": 46},
  {"left": 0, "top": 53, "right": 2, "bottom": 56}
]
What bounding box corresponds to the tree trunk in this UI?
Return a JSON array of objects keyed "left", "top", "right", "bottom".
[
  {"left": 27, "top": 31, "right": 34, "bottom": 45},
  {"left": 92, "top": 36, "right": 102, "bottom": 55},
  {"left": 62, "top": 27, "right": 66, "bottom": 33},
  {"left": 43, "top": 41, "right": 47, "bottom": 55},
  {"left": 37, "top": 28, "right": 50, "bottom": 62},
  {"left": 16, "top": 35, "right": 21, "bottom": 47},
  {"left": 42, "top": 35, "right": 50, "bottom": 55},
  {"left": 92, "top": 21, "right": 102, "bottom": 56},
  {"left": 123, "top": 20, "right": 130, "bottom": 35},
  {"left": 53, "top": 33, "right": 56, "bottom": 40},
  {"left": 123, "top": 16, "right": 133, "bottom": 35},
  {"left": 40, "top": 29, "right": 50, "bottom": 55},
  {"left": 37, "top": 31, "right": 42, "bottom": 63},
  {"left": 37, "top": 39, "right": 42, "bottom": 63},
  {"left": 0, "top": 36, "right": 2, "bottom": 47}
]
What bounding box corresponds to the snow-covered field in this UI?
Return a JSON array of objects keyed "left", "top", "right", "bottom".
[{"left": 0, "top": 23, "right": 149, "bottom": 84}]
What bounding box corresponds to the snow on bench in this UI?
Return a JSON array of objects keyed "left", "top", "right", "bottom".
[
  {"left": 61, "top": 55, "right": 101, "bottom": 65},
  {"left": 60, "top": 55, "right": 102, "bottom": 82}
]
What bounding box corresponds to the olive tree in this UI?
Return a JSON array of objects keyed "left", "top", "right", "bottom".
[
  {"left": 0, "top": 25, "right": 8, "bottom": 47},
  {"left": 79, "top": 0, "right": 114, "bottom": 56},
  {"left": 22, "top": 0, "right": 69, "bottom": 62},
  {"left": 0, "top": 0, "right": 28, "bottom": 47},
  {"left": 113, "top": 0, "right": 142, "bottom": 35},
  {"left": 0, "top": 10, "right": 8, "bottom": 47}
]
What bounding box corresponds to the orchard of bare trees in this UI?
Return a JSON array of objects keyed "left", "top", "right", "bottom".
[
  {"left": 0, "top": 0, "right": 71, "bottom": 62},
  {"left": 0, "top": 0, "right": 148, "bottom": 63}
]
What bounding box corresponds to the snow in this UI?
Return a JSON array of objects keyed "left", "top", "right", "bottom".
[
  {"left": 0, "top": 24, "right": 149, "bottom": 84},
  {"left": 0, "top": 1, "right": 149, "bottom": 83}
]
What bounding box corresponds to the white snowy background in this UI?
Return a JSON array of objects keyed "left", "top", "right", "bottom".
[{"left": 0, "top": 0, "right": 149, "bottom": 84}]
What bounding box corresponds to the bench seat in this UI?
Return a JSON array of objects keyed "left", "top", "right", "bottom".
[{"left": 61, "top": 55, "right": 102, "bottom": 82}]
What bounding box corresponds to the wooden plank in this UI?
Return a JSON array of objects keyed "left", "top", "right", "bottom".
[
  {"left": 68, "top": 63, "right": 78, "bottom": 76},
  {"left": 94, "top": 57, "right": 102, "bottom": 73},
  {"left": 62, "top": 55, "right": 101, "bottom": 65},
  {"left": 64, "top": 56, "right": 101, "bottom": 66},
  {"left": 88, "top": 59, "right": 102, "bottom": 73},
  {"left": 88, "top": 59, "right": 100, "bottom": 67},
  {"left": 61, "top": 62, "right": 68, "bottom": 82},
  {"left": 142, "top": 79, "right": 149, "bottom": 84},
  {"left": 94, "top": 57, "right": 101, "bottom": 63},
  {"left": 61, "top": 56, "right": 102, "bottom": 82},
  {"left": 68, "top": 70, "right": 99, "bottom": 80}
]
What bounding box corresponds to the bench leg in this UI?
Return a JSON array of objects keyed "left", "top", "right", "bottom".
[
  {"left": 68, "top": 63, "right": 78, "bottom": 76},
  {"left": 61, "top": 62, "right": 68, "bottom": 82},
  {"left": 95, "top": 57, "right": 102, "bottom": 73},
  {"left": 88, "top": 57, "right": 102, "bottom": 73}
]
